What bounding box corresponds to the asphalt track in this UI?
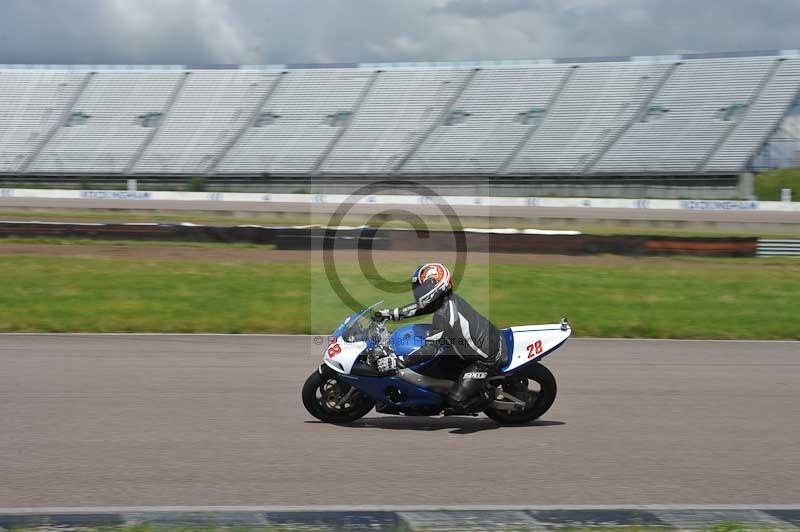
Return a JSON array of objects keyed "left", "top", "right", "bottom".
[
  {"left": 3, "top": 197, "right": 800, "bottom": 229},
  {"left": 1, "top": 335, "right": 798, "bottom": 507}
]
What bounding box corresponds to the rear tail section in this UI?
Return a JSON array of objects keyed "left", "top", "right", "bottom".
[{"left": 500, "top": 318, "right": 571, "bottom": 374}]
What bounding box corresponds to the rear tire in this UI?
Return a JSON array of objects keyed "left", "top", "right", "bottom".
[
  {"left": 302, "top": 371, "right": 374, "bottom": 424},
  {"left": 484, "top": 363, "right": 557, "bottom": 425}
]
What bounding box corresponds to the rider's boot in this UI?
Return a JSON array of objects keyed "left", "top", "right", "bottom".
[{"left": 443, "top": 363, "right": 492, "bottom": 415}]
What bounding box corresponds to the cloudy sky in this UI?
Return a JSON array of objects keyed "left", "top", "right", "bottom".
[{"left": 1, "top": 0, "right": 798, "bottom": 65}]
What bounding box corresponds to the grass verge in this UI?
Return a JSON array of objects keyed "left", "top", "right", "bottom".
[
  {"left": 0, "top": 252, "right": 797, "bottom": 339},
  {"left": 755, "top": 167, "right": 800, "bottom": 201}
]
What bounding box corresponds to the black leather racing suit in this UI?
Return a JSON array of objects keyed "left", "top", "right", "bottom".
[{"left": 388, "top": 292, "right": 507, "bottom": 409}]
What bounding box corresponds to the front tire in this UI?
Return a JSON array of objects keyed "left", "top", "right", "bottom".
[
  {"left": 484, "top": 363, "right": 557, "bottom": 425},
  {"left": 302, "top": 371, "right": 374, "bottom": 424}
]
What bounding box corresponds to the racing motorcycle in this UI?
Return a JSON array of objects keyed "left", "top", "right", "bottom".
[{"left": 302, "top": 302, "right": 571, "bottom": 425}]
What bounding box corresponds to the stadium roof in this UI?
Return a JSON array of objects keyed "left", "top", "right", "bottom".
[{"left": 1, "top": 48, "right": 798, "bottom": 72}]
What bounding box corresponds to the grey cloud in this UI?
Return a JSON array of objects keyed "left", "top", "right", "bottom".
[
  {"left": 0, "top": 0, "right": 798, "bottom": 66},
  {"left": 430, "top": 0, "right": 539, "bottom": 18},
  {"left": 0, "top": 0, "right": 258, "bottom": 65}
]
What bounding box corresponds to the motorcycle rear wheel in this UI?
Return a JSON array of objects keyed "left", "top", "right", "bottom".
[
  {"left": 484, "top": 363, "right": 557, "bottom": 425},
  {"left": 302, "top": 371, "right": 375, "bottom": 424}
]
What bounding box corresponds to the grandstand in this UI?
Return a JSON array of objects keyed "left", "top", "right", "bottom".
[{"left": 0, "top": 50, "right": 799, "bottom": 197}]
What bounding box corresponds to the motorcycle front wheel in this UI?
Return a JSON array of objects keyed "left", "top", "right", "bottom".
[
  {"left": 484, "top": 362, "right": 557, "bottom": 425},
  {"left": 302, "top": 371, "right": 375, "bottom": 424}
]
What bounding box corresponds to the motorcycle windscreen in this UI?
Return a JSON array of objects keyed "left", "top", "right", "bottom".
[
  {"left": 332, "top": 301, "right": 382, "bottom": 340},
  {"left": 326, "top": 302, "right": 382, "bottom": 374}
]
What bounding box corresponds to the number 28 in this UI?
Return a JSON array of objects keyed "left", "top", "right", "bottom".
[
  {"left": 327, "top": 337, "right": 342, "bottom": 358},
  {"left": 526, "top": 340, "right": 543, "bottom": 359}
]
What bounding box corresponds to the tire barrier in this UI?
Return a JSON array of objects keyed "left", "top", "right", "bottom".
[
  {"left": 0, "top": 221, "right": 757, "bottom": 257},
  {"left": 757, "top": 239, "right": 800, "bottom": 256}
]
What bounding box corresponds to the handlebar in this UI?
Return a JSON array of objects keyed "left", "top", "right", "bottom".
[{"left": 369, "top": 317, "right": 391, "bottom": 347}]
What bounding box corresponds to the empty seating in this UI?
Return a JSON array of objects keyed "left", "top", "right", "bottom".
[
  {"left": 0, "top": 70, "right": 86, "bottom": 172},
  {"left": 0, "top": 53, "right": 795, "bottom": 178},
  {"left": 705, "top": 58, "right": 800, "bottom": 172},
  {"left": 404, "top": 65, "right": 570, "bottom": 174},
  {"left": 322, "top": 68, "right": 471, "bottom": 174},
  {"left": 217, "top": 69, "right": 373, "bottom": 174},
  {"left": 134, "top": 70, "right": 279, "bottom": 174},
  {"left": 29, "top": 71, "right": 182, "bottom": 173},
  {"left": 595, "top": 57, "right": 775, "bottom": 173},
  {"left": 509, "top": 61, "right": 671, "bottom": 174}
]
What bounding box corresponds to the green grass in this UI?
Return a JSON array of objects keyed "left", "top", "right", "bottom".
[
  {"left": 755, "top": 167, "right": 800, "bottom": 201},
  {"left": 0, "top": 208, "right": 308, "bottom": 226},
  {"left": 0, "top": 254, "right": 797, "bottom": 338},
  {"left": 0, "top": 256, "right": 308, "bottom": 333}
]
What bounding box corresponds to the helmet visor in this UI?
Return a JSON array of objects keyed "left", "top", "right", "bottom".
[{"left": 413, "top": 279, "right": 435, "bottom": 303}]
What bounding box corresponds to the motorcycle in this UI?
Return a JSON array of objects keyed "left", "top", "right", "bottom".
[{"left": 302, "top": 302, "right": 571, "bottom": 425}]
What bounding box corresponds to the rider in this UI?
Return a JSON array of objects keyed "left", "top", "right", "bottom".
[{"left": 373, "top": 263, "right": 507, "bottom": 414}]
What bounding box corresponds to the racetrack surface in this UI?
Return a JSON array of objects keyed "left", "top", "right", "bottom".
[{"left": 1, "top": 335, "right": 798, "bottom": 506}]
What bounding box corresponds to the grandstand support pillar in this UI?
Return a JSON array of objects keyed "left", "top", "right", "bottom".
[
  {"left": 696, "top": 58, "right": 784, "bottom": 174},
  {"left": 738, "top": 172, "right": 755, "bottom": 199},
  {"left": 204, "top": 71, "right": 286, "bottom": 176},
  {"left": 124, "top": 71, "right": 190, "bottom": 176},
  {"left": 583, "top": 61, "right": 679, "bottom": 174},
  {"left": 391, "top": 68, "right": 478, "bottom": 175},
  {"left": 312, "top": 70, "right": 381, "bottom": 175},
  {"left": 499, "top": 66, "right": 577, "bottom": 175},
  {"left": 19, "top": 71, "right": 95, "bottom": 174}
]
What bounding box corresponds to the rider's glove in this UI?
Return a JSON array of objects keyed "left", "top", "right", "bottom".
[
  {"left": 376, "top": 353, "right": 398, "bottom": 375},
  {"left": 373, "top": 309, "right": 393, "bottom": 321}
]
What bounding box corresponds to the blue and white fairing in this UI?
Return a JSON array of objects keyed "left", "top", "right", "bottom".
[
  {"left": 497, "top": 323, "right": 571, "bottom": 373},
  {"left": 323, "top": 303, "right": 571, "bottom": 377},
  {"left": 389, "top": 322, "right": 571, "bottom": 373},
  {"left": 321, "top": 307, "right": 444, "bottom": 407},
  {"left": 389, "top": 324, "right": 430, "bottom": 357},
  {"left": 322, "top": 305, "right": 376, "bottom": 374}
]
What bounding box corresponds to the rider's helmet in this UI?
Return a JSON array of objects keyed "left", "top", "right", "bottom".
[{"left": 411, "top": 263, "right": 452, "bottom": 311}]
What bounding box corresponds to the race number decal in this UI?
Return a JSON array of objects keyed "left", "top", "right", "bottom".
[
  {"left": 327, "top": 337, "right": 342, "bottom": 358},
  {"left": 526, "top": 340, "right": 543, "bottom": 359}
]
